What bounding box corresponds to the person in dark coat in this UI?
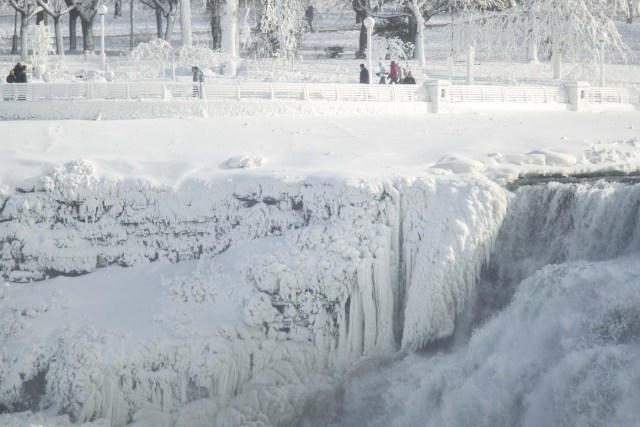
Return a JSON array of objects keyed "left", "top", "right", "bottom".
[
  {"left": 305, "top": 5, "right": 315, "bottom": 32},
  {"left": 359, "top": 63, "right": 369, "bottom": 84},
  {"left": 403, "top": 71, "right": 416, "bottom": 84},
  {"left": 6, "top": 69, "right": 16, "bottom": 83},
  {"left": 192, "top": 66, "right": 204, "bottom": 97},
  {"left": 15, "top": 65, "right": 28, "bottom": 83}
]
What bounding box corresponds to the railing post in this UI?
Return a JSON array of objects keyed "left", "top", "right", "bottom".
[
  {"left": 302, "top": 84, "right": 309, "bottom": 101},
  {"left": 126, "top": 84, "right": 131, "bottom": 100},
  {"left": 391, "top": 85, "right": 396, "bottom": 101},
  {"left": 163, "top": 84, "right": 169, "bottom": 100},
  {"left": 565, "top": 81, "right": 590, "bottom": 112},
  {"left": 270, "top": 85, "right": 275, "bottom": 100},
  {"left": 335, "top": 85, "right": 339, "bottom": 102},
  {"left": 87, "top": 83, "right": 94, "bottom": 100},
  {"left": 236, "top": 83, "right": 241, "bottom": 101},
  {"left": 200, "top": 83, "right": 205, "bottom": 100},
  {"left": 426, "top": 80, "right": 450, "bottom": 113}
]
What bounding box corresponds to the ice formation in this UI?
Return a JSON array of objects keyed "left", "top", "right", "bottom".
[
  {"left": 0, "top": 160, "right": 509, "bottom": 426},
  {"left": 304, "top": 179, "right": 640, "bottom": 427}
]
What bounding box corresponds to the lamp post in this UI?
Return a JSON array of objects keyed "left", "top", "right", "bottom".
[
  {"left": 98, "top": 4, "right": 108, "bottom": 69},
  {"left": 363, "top": 16, "right": 375, "bottom": 85},
  {"left": 598, "top": 31, "right": 606, "bottom": 87}
]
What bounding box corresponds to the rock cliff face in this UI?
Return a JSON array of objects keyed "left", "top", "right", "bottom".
[{"left": 0, "top": 160, "right": 509, "bottom": 426}]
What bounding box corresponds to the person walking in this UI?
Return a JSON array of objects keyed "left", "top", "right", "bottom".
[
  {"left": 403, "top": 71, "right": 416, "bottom": 84},
  {"left": 305, "top": 5, "right": 315, "bottom": 32},
  {"left": 377, "top": 60, "right": 387, "bottom": 84},
  {"left": 388, "top": 60, "right": 399, "bottom": 84},
  {"left": 359, "top": 63, "right": 369, "bottom": 84},
  {"left": 192, "top": 66, "right": 204, "bottom": 98}
]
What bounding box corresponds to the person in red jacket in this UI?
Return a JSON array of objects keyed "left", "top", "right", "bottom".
[{"left": 388, "top": 60, "right": 400, "bottom": 84}]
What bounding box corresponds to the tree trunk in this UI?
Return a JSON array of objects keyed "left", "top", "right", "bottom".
[
  {"left": 358, "top": 22, "right": 366, "bottom": 58},
  {"left": 221, "top": 0, "right": 237, "bottom": 75},
  {"left": 69, "top": 9, "right": 78, "bottom": 51},
  {"left": 180, "top": 0, "right": 192, "bottom": 47},
  {"left": 54, "top": 15, "right": 64, "bottom": 55},
  {"left": 81, "top": 18, "right": 95, "bottom": 51},
  {"left": 527, "top": 37, "right": 538, "bottom": 63},
  {"left": 130, "top": 0, "right": 134, "bottom": 48},
  {"left": 20, "top": 12, "right": 28, "bottom": 60},
  {"left": 153, "top": 6, "right": 163, "bottom": 38},
  {"left": 353, "top": 0, "right": 368, "bottom": 58},
  {"left": 553, "top": 44, "right": 562, "bottom": 79},
  {"left": 115, "top": 0, "right": 122, "bottom": 16},
  {"left": 12, "top": 10, "right": 19, "bottom": 54},
  {"left": 164, "top": 10, "right": 175, "bottom": 42},
  {"left": 210, "top": 0, "right": 222, "bottom": 49},
  {"left": 628, "top": 0, "right": 635, "bottom": 23},
  {"left": 411, "top": 3, "right": 425, "bottom": 66}
]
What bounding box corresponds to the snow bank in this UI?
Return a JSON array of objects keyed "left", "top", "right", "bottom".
[{"left": 0, "top": 162, "right": 508, "bottom": 425}]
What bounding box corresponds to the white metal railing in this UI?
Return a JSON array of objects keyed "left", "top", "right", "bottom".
[
  {"left": 2, "top": 82, "right": 637, "bottom": 110},
  {"left": 586, "top": 87, "right": 638, "bottom": 104},
  {"left": 0, "top": 82, "right": 429, "bottom": 103},
  {"left": 449, "top": 85, "right": 568, "bottom": 104}
]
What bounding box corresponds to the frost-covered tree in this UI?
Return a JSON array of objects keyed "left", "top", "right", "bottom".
[
  {"left": 356, "top": 0, "right": 499, "bottom": 66},
  {"left": 453, "top": 0, "right": 628, "bottom": 65},
  {"left": 67, "top": 0, "right": 99, "bottom": 53},
  {"left": 256, "top": 0, "right": 306, "bottom": 61},
  {"left": 139, "top": 0, "right": 178, "bottom": 41},
  {"left": 36, "top": 0, "right": 75, "bottom": 55},
  {"left": 7, "top": 0, "right": 38, "bottom": 59}
]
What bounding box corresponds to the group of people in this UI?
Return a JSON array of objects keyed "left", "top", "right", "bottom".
[
  {"left": 359, "top": 60, "right": 416, "bottom": 84},
  {"left": 5, "top": 63, "right": 28, "bottom": 84}
]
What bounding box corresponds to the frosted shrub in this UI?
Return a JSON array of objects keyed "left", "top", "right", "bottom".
[
  {"left": 176, "top": 45, "right": 229, "bottom": 69},
  {"left": 31, "top": 23, "right": 55, "bottom": 66},
  {"left": 130, "top": 38, "right": 174, "bottom": 62},
  {"left": 372, "top": 36, "right": 414, "bottom": 62}
]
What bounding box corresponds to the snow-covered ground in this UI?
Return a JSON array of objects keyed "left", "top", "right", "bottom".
[{"left": 1, "top": 4, "right": 640, "bottom": 427}]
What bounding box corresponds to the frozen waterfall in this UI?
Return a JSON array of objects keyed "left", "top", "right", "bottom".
[
  {"left": 2, "top": 167, "right": 639, "bottom": 426},
  {"left": 308, "top": 178, "right": 640, "bottom": 427}
]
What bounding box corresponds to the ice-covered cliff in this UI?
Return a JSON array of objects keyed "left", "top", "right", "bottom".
[{"left": 0, "top": 161, "right": 509, "bottom": 426}]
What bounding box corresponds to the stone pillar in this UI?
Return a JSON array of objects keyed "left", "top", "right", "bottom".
[
  {"left": 565, "top": 81, "right": 590, "bottom": 112},
  {"left": 426, "top": 80, "right": 450, "bottom": 113}
]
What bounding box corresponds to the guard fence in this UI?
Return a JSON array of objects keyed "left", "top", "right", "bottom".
[{"left": 1, "top": 81, "right": 638, "bottom": 111}]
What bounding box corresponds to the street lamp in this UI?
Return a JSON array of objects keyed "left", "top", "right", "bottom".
[
  {"left": 363, "top": 16, "right": 375, "bottom": 85},
  {"left": 598, "top": 31, "right": 607, "bottom": 87},
  {"left": 98, "top": 4, "right": 108, "bottom": 69}
]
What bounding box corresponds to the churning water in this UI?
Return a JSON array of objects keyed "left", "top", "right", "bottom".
[{"left": 307, "top": 179, "right": 640, "bottom": 427}]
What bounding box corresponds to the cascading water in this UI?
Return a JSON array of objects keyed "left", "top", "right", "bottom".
[{"left": 307, "top": 179, "right": 640, "bottom": 427}]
